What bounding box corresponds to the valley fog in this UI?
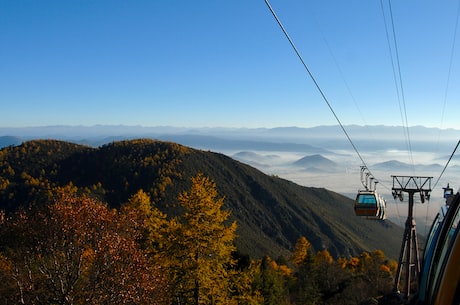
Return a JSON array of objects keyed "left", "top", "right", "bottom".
[
  {"left": 2, "top": 125, "right": 459, "bottom": 235},
  {"left": 229, "top": 146, "right": 460, "bottom": 235}
]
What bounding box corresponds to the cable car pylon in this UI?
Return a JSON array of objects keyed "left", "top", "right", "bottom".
[{"left": 391, "top": 175, "right": 432, "bottom": 300}]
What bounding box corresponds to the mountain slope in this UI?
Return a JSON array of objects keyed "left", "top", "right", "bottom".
[{"left": 0, "top": 139, "right": 404, "bottom": 259}]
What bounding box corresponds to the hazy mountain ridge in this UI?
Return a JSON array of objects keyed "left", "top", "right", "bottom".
[
  {"left": 3, "top": 125, "right": 457, "bottom": 197},
  {"left": 0, "top": 136, "right": 22, "bottom": 148},
  {"left": 372, "top": 160, "right": 443, "bottom": 171},
  {"left": 2, "top": 124, "right": 458, "bottom": 230},
  {"left": 1, "top": 124, "right": 459, "bottom": 151},
  {"left": 232, "top": 151, "right": 282, "bottom": 168},
  {"left": 0, "top": 139, "right": 404, "bottom": 259}
]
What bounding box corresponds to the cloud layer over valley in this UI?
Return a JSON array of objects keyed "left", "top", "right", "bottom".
[{"left": 1, "top": 124, "right": 459, "bottom": 233}]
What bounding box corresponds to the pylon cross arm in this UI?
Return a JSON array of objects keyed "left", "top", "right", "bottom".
[{"left": 391, "top": 176, "right": 433, "bottom": 193}]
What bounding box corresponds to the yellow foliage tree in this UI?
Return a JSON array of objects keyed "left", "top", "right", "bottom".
[
  {"left": 315, "top": 249, "right": 333, "bottom": 265},
  {"left": 229, "top": 259, "right": 265, "bottom": 305},
  {"left": 291, "top": 236, "right": 312, "bottom": 266},
  {"left": 166, "top": 173, "right": 237, "bottom": 305}
]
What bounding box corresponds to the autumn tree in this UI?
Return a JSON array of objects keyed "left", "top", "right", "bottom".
[
  {"left": 290, "top": 237, "right": 321, "bottom": 305},
  {"left": 120, "top": 189, "right": 168, "bottom": 248},
  {"left": 229, "top": 254, "right": 265, "bottom": 305},
  {"left": 0, "top": 194, "right": 167, "bottom": 305},
  {"left": 355, "top": 250, "right": 395, "bottom": 297},
  {"left": 291, "top": 236, "right": 312, "bottom": 267},
  {"left": 253, "top": 256, "right": 291, "bottom": 305},
  {"left": 162, "top": 173, "right": 237, "bottom": 305}
]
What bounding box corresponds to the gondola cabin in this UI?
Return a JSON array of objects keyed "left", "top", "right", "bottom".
[{"left": 354, "top": 190, "right": 386, "bottom": 219}]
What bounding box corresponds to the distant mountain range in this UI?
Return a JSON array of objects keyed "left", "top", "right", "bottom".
[
  {"left": 1, "top": 124, "right": 459, "bottom": 153},
  {"left": 2, "top": 124, "right": 458, "bottom": 218},
  {"left": 0, "top": 139, "right": 405, "bottom": 259},
  {"left": 372, "top": 160, "right": 443, "bottom": 172}
]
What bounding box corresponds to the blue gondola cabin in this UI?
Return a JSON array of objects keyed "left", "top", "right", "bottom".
[{"left": 354, "top": 191, "right": 382, "bottom": 217}]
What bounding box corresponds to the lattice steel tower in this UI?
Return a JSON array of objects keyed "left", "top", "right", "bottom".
[{"left": 391, "top": 176, "right": 432, "bottom": 299}]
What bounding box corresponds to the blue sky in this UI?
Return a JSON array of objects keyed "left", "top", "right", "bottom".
[{"left": 1, "top": 0, "right": 460, "bottom": 129}]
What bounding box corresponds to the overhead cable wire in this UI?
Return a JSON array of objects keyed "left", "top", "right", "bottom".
[
  {"left": 426, "top": 139, "right": 460, "bottom": 236},
  {"left": 427, "top": 2, "right": 460, "bottom": 233},
  {"left": 308, "top": 10, "right": 370, "bottom": 129},
  {"left": 432, "top": 2, "right": 460, "bottom": 219},
  {"left": 378, "top": 0, "right": 412, "bottom": 208},
  {"left": 433, "top": 139, "right": 460, "bottom": 190},
  {"left": 307, "top": 6, "right": 389, "bottom": 192},
  {"left": 386, "top": 0, "right": 415, "bottom": 171},
  {"left": 380, "top": 0, "right": 403, "bottom": 129},
  {"left": 263, "top": 0, "right": 373, "bottom": 177},
  {"left": 438, "top": 0, "right": 460, "bottom": 132}
]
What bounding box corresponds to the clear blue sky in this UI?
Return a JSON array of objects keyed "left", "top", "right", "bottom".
[{"left": 1, "top": 0, "right": 459, "bottom": 129}]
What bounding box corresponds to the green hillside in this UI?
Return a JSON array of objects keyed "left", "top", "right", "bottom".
[{"left": 0, "top": 139, "right": 403, "bottom": 259}]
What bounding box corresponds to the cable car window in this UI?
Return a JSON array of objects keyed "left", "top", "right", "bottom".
[
  {"left": 433, "top": 221, "right": 460, "bottom": 305},
  {"left": 419, "top": 211, "right": 446, "bottom": 302},
  {"left": 430, "top": 204, "right": 460, "bottom": 302},
  {"left": 423, "top": 210, "right": 445, "bottom": 263},
  {"left": 357, "top": 194, "right": 377, "bottom": 204},
  {"left": 424, "top": 215, "right": 438, "bottom": 261},
  {"left": 443, "top": 209, "right": 460, "bottom": 255}
]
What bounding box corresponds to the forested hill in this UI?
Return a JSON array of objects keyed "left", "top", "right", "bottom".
[{"left": 0, "top": 139, "right": 403, "bottom": 259}]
